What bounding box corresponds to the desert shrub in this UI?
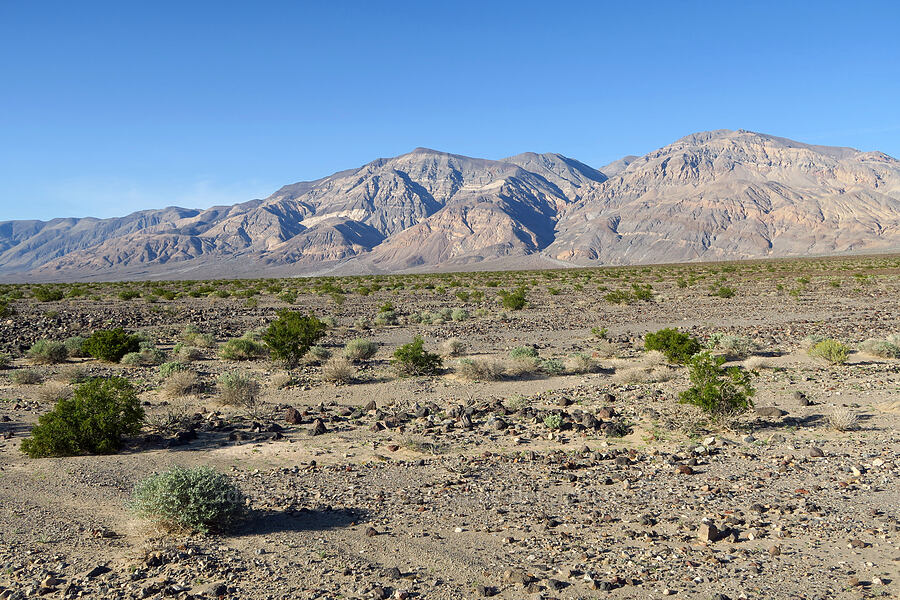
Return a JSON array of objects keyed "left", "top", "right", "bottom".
[
  {"left": 63, "top": 336, "right": 87, "bottom": 358},
  {"left": 173, "top": 344, "right": 203, "bottom": 361},
  {"left": 37, "top": 382, "right": 73, "bottom": 404},
  {"left": 679, "top": 351, "right": 754, "bottom": 420},
  {"left": 83, "top": 328, "right": 141, "bottom": 363},
  {"left": 158, "top": 361, "right": 189, "bottom": 379},
  {"left": 631, "top": 283, "right": 654, "bottom": 301},
  {"left": 307, "top": 345, "right": 332, "bottom": 363},
  {"left": 343, "top": 339, "right": 379, "bottom": 362},
  {"left": 591, "top": 326, "right": 609, "bottom": 339},
  {"left": 859, "top": 338, "right": 900, "bottom": 359},
  {"left": 20, "top": 377, "right": 144, "bottom": 457},
  {"left": 121, "top": 347, "right": 167, "bottom": 367},
  {"left": 565, "top": 353, "right": 600, "bottom": 374},
  {"left": 437, "top": 308, "right": 453, "bottom": 321},
  {"left": 132, "top": 466, "right": 245, "bottom": 533},
  {"left": 12, "top": 369, "right": 43, "bottom": 385},
  {"left": 0, "top": 297, "right": 13, "bottom": 317},
  {"left": 539, "top": 358, "right": 565, "bottom": 376},
  {"left": 499, "top": 287, "right": 527, "bottom": 311},
  {"left": 27, "top": 340, "right": 68, "bottom": 364},
  {"left": 163, "top": 370, "right": 201, "bottom": 397},
  {"left": 33, "top": 287, "right": 64, "bottom": 302},
  {"left": 219, "top": 337, "right": 267, "bottom": 361},
  {"left": 644, "top": 328, "right": 701, "bottom": 364},
  {"left": 456, "top": 358, "right": 505, "bottom": 381},
  {"left": 509, "top": 346, "right": 539, "bottom": 360},
  {"left": 442, "top": 338, "right": 467, "bottom": 357},
  {"left": 262, "top": 310, "right": 326, "bottom": 366},
  {"left": 707, "top": 334, "right": 758, "bottom": 360},
  {"left": 799, "top": 334, "right": 826, "bottom": 351},
  {"left": 392, "top": 337, "right": 442, "bottom": 376},
  {"left": 118, "top": 289, "right": 140, "bottom": 301},
  {"left": 604, "top": 289, "right": 633, "bottom": 304},
  {"left": 808, "top": 339, "right": 850, "bottom": 365},
  {"left": 373, "top": 310, "right": 398, "bottom": 326},
  {"left": 217, "top": 372, "right": 260, "bottom": 406},
  {"left": 828, "top": 407, "right": 858, "bottom": 431},
  {"left": 450, "top": 308, "right": 469, "bottom": 322},
  {"left": 543, "top": 413, "right": 562, "bottom": 430},
  {"left": 322, "top": 356, "right": 356, "bottom": 384},
  {"left": 711, "top": 285, "right": 736, "bottom": 298},
  {"left": 0, "top": 353, "right": 10, "bottom": 369}
]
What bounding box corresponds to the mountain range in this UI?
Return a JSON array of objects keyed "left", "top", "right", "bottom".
[{"left": 2, "top": 129, "right": 899, "bottom": 281}]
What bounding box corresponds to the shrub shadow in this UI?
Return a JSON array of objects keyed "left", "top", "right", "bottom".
[{"left": 234, "top": 507, "right": 366, "bottom": 537}]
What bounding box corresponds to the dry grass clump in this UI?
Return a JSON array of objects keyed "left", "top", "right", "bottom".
[
  {"left": 164, "top": 370, "right": 201, "bottom": 398},
  {"left": 504, "top": 356, "right": 541, "bottom": 379},
  {"left": 564, "top": 353, "right": 601, "bottom": 374},
  {"left": 12, "top": 369, "right": 43, "bottom": 385},
  {"left": 828, "top": 407, "right": 858, "bottom": 432},
  {"left": 708, "top": 334, "right": 759, "bottom": 359},
  {"left": 173, "top": 344, "right": 204, "bottom": 362},
  {"left": 593, "top": 339, "right": 619, "bottom": 359},
  {"left": 610, "top": 351, "right": 675, "bottom": 384},
  {"left": 37, "top": 382, "right": 73, "bottom": 403},
  {"left": 456, "top": 358, "right": 505, "bottom": 381},
  {"left": 53, "top": 365, "right": 90, "bottom": 384},
  {"left": 322, "top": 356, "right": 356, "bottom": 384},
  {"left": 217, "top": 372, "right": 260, "bottom": 407},
  {"left": 743, "top": 356, "right": 775, "bottom": 370},
  {"left": 270, "top": 371, "right": 293, "bottom": 389},
  {"left": 442, "top": 338, "right": 467, "bottom": 357}
]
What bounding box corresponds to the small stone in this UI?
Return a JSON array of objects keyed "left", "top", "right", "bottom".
[
  {"left": 698, "top": 522, "right": 722, "bottom": 543},
  {"left": 284, "top": 407, "right": 303, "bottom": 424},
  {"left": 808, "top": 447, "right": 824, "bottom": 458},
  {"left": 768, "top": 545, "right": 781, "bottom": 556},
  {"left": 755, "top": 407, "right": 786, "bottom": 418},
  {"left": 365, "top": 527, "right": 378, "bottom": 537},
  {"left": 676, "top": 465, "right": 694, "bottom": 475},
  {"left": 311, "top": 418, "right": 327, "bottom": 436},
  {"left": 84, "top": 565, "right": 111, "bottom": 579},
  {"left": 477, "top": 584, "right": 498, "bottom": 597}
]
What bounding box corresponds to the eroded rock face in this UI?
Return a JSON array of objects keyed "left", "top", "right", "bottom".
[{"left": 2, "top": 130, "right": 899, "bottom": 281}]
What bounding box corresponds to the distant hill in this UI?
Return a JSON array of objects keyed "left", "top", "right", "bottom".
[{"left": 3, "top": 129, "right": 899, "bottom": 281}]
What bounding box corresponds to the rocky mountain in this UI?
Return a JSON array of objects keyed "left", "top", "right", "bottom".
[{"left": 2, "top": 130, "right": 899, "bottom": 281}]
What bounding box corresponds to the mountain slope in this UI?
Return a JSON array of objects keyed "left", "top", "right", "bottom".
[{"left": 2, "top": 130, "right": 899, "bottom": 281}]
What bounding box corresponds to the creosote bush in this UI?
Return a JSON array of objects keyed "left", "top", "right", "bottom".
[
  {"left": 644, "top": 328, "right": 701, "bottom": 364},
  {"left": 132, "top": 466, "right": 245, "bottom": 534},
  {"left": 21, "top": 376, "right": 144, "bottom": 457},
  {"left": 83, "top": 328, "right": 141, "bottom": 363},
  {"left": 343, "top": 339, "right": 378, "bottom": 362},
  {"left": 808, "top": 339, "right": 850, "bottom": 365},
  {"left": 679, "top": 351, "right": 754, "bottom": 421},
  {"left": 262, "top": 310, "right": 326, "bottom": 366},
  {"left": 391, "top": 337, "right": 442, "bottom": 376},
  {"left": 499, "top": 287, "right": 527, "bottom": 311},
  {"left": 12, "top": 369, "right": 43, "bottom": 385},
  {"left": 28, "top": 340, "right": 68, "bottom": 364}
]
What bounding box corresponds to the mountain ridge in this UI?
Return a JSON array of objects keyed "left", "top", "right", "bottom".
[{"left": 3, "top": 129, "right": 899, "bottom": 281}]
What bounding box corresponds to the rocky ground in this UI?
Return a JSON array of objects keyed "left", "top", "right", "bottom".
[{"left": 0, "top": 256, "right": 898, "bottom": 599}]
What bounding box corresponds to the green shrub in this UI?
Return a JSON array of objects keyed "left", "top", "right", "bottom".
[
  {"left": 33, "top": 287, "right": 64, "bottom": 302},
  {"left": 604, "top": 289, "right": 633, "bottom": 304},
  {"left": 391, "top": 337, "right": 442, "bottom": 376},
  {"left": 808, "top": 339, "right": 850, "bottom": 365},
  {"left": 307, "top": 345, "right": 332, "bottom": 362},
  {"left": 343, "top": 339, "right": 379, "bottom": 362},
  {"left": 539, "top": 358, "right": 565, "bottom": 375},
  {"left": 63, "top": 336, "right": 87, "bottom": 358},
  {"left": 219, "top": 337, "right": 267, "bottom": 361},
  {"left": 631, "top": 283, "right": 654, "bottom": 301},
  {"left": 711, "top": 286, "right": 736, "bottom": 298},
  {"left": 591, "top": 326, "right": 608, "bottom": 339},
  {"left": 859, "top": 338, "right": 900, "bottom": 359},
  {"left": 131, "top": 466, "right": 245, "bottom": 533},
  {"left": 644, "top": 328, "right": 701, "bottom": 364},
  {"left": 0, "top": 353, "right": 10, "bottom": 369},
  {"left": 118, "top": 289, "right": 140, "bottom": 301},
  {"left": 120, "top": 347, "right": 166, "bottom": 367},
  {"left": 499, "top": 287, "right": 527, "bottom": 311},
  {"left": 27, "top": 340, "right": 68, "bottom": 364},
  {"left": 20, "top": 377, "right": 144, "bottom": 457},
  {"left": 451, "top": 308, "right": 469, "bottom": 321},
  {"left": 543, "top": 413, "right": 562, "bottom": 430},
  {"left": 509, "top": 346, "right": 539, "bottom": 360},
  {"left": 0, "top": 297, "right": 13, "bottom": 317},
  {"left": 83, "top": 328, "right": 141, "bottom": 363},
  {"left": 262, "top": 310, "right": 326, "bottom": 366},
  {"left": 159, "top": 361, "right": 189, "bottom": 378},
  {"left": 679, "top": 351, "right": 754, "bottom": 419}
]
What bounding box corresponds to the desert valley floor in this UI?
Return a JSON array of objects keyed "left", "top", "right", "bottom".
[{"left": 0, "top": 255, "right": 898, "bottom": 599}]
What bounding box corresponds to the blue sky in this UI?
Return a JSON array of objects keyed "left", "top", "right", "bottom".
[{"left": 2, "top": 1, "right": 898, "bottom": 220}]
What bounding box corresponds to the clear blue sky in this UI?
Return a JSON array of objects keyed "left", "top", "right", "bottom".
[{"left": 2, "top": 1, "right": 898, "bottom": 221}]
